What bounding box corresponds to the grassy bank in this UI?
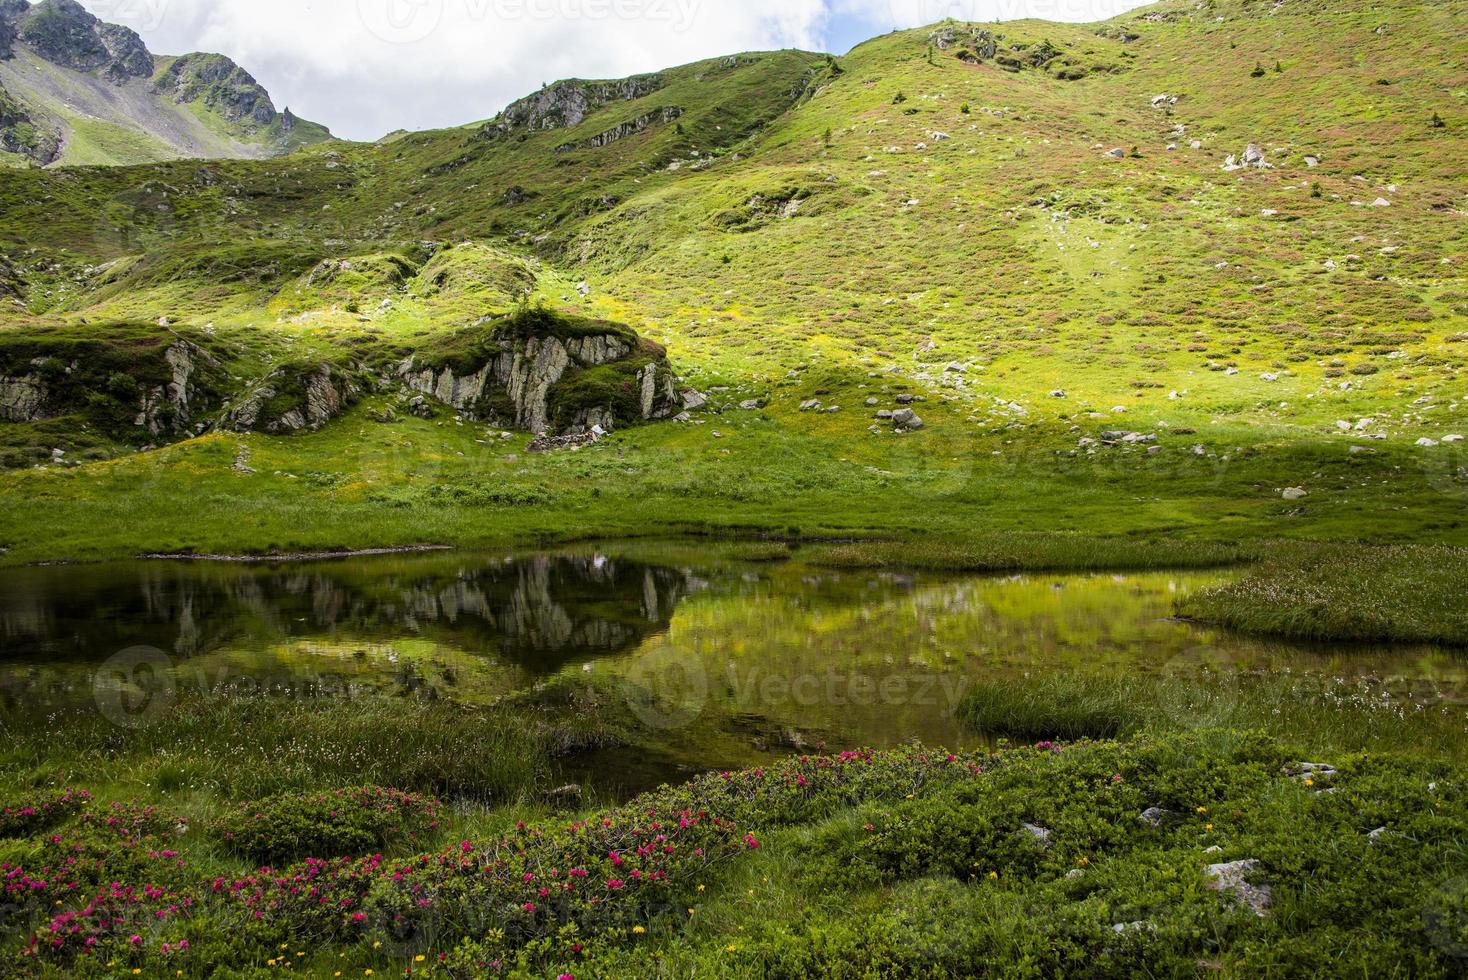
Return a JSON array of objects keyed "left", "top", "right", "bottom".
[
  {"left": 1178, "top": 543, "right": 1468, "bottom": 646},
  {"left": 801, "top": 534, "right": 1245, "bottom": 573},
  {"left": 0, "top": 691, "right": 625, "bottom": 805},
  {"left": 959, "top": 673, "right": 1468, "bottom": 760},
  {"left": 2, "top": 731, "right": 1464, "bottom": 977}
]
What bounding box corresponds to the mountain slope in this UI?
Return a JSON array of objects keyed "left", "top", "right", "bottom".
[
  {"left": 0, "top": 0, "right": 331, "bottom": 167},
  {"left": 0, "top": 0, "right": 1464, "bottom": 557}
]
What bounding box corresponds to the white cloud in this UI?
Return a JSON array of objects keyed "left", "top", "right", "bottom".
[{"left": 73, "top": 0, "right": 1146, "bottom": 140}]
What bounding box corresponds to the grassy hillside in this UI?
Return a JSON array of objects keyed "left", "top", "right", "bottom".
[{"left": 0, "top": 0, "right": 1463, "bottom": 564}]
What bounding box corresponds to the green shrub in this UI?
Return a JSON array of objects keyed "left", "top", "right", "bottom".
[
  {"left": 0, "top": 788, "right": 91, "bottom": 838},
  {"left": 215, "top": 786, "right": 444, "bottom": 865}
]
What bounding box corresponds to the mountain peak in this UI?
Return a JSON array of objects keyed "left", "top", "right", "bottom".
[
  {"left": 13, "top": 0, "right": 153, "bottom": 83},
  {"left": 0, "top": 0, "right": 332, "bottom": 166}
]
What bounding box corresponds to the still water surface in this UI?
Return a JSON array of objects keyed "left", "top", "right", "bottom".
[{"left": 1, "top": 542, "right": 1462, "bottom": 793}]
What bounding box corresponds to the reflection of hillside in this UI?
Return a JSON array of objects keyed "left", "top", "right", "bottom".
[{"left": 0, "top": 554, "right": 701, "bottom": 672}]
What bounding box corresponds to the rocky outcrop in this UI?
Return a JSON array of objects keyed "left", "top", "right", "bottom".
[
  {"left": 479, "top": 74, "right": 666, "bottom": 140},
  {"left": 557, "top": 106, "right": 683, "bottom": 153},
  {"left": 153, "top": 53, "right": 277, "bottom": 127},
  {"left": 399, "top": 317, "right": 680, "bottom": 435},
  {"left": 0, "top": 0, "right": 22, "bottom": 59},
  {"left": 0, "top": 80, "right": 61, "bottom": 165},
  {"left": 0, "top": 336, "right": 225, "bottom": 437},
  {"left": 17, "top": 0, "right": 154, "bottom": 84},
  {"left": 226, "top": 363, "right": 362, "bottom": 435},
  {"left": 132, "top": 340, "right": 222, "bottom": 436},
  {"left": 0, "top": 373, "right": 47, "bottom": 422}
]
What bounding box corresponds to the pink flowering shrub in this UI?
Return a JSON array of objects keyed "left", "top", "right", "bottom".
[
  {"left": 213, "top": 786, "right": 444, "bottom": 865},
  {"left": 0, "top": 789, "right": 91, "bottom": 838}
]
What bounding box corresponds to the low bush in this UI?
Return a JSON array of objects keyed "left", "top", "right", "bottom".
[
  {"left": 214, "top": 786, "right": 444, "bottom": 865},
  {"left": 0, "top": 789, "right": 90, "bottom": 838}
]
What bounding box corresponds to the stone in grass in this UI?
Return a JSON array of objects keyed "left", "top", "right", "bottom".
[
  {"left": 1281, "top": 487, "right": 1308, "bottom": 501},
  {"left": 1205, "top": 860, "right": 1272, "bottom": 917},
  {"left": 739, "top": 399, "right": 765, "bottom": 411},
  {"left": 1282, "top": 762, "right": 1337, "bottom": 783},
  {"left": 1137, "top": 807, "right": 1174, "bottom": 829},
  {"left": 1019, "top": 824, "right": 1052, "bottom": 850},
  {"left": 892, "top": 408, "right": 924, "bottom": 432}
]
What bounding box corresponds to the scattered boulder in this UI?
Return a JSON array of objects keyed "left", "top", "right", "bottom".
[
  {"left": 1281, "top": 487, "right": 1308, "bottom": 501},
  {"left": 1019, "top": 824, "right": 1053, "bottom": 850},
  {"left": 892, "top": 408, "right": 924, "bottom": 432},
  {"left": 1204, "top": 860, "right": 1272, "bottom": 917},
  {"left": 739, "top": 399, "right": 765, "bottom": 411},
  {"left": 1138, "top": 807, "right": 1174, "bottom": 829}
]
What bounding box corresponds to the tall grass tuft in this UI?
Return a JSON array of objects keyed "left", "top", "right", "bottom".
[
  {"left": 803, "top": 534, "right": 1243, "bottom": 573},
  {"left": 1179, "top": 543, "right": 1468, "bottom": 645}
]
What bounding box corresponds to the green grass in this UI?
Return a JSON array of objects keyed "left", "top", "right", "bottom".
[
  {"left": 0, "top": 693, "right": 588, "bottom": 804},
  {"left": 959, "top": 672, "right": 1468, "bottom": 759},
  {"left": 1180, "top": 542, "right": 1468, "bottom": 645},
  {"left": 802, "top": 534, "right": 1244, "bottom": 572}
]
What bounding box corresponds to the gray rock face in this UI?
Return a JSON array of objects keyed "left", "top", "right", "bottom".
[
  {"left": 0, "top": 1, "right": 21, "bottom": 59},
  {"left": 0, "top": 79, "right": 61, "bottom": 164},
  {"left": 482, "top": 73, "right": 666, "bottom": 139},
  {"left": 0, "top": 374, "right": 47, "bottom": 422},
  {"left": 558, "top": 106, "right": 683, "bottom": 153},
  {"left": 227, "top": 363, "right": 360, "bottom": 435},
  {"left": 17, "top": 0, "right": 154, "bottom": 84},
  {"left": 1205, "top": 860, "right": 1272, "bottom": 917},
  {"left": 153, "top": 53, "right": 278, "bottom": 126},
  {"left": 399, "top": 327, "right": 679, "bottom": 436},
  {"left": 134, "top": 340, "right": 221, "bottom": 436}
]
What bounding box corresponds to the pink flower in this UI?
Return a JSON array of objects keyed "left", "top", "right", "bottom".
[{"left": 743, "top": 834, "right": 760, "bottom": 850}]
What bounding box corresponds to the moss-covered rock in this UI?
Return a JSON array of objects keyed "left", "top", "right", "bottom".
[{"left": 398, "top": 307, "right": 679, "bottom": 434}]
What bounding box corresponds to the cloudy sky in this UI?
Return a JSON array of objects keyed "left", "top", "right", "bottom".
[{"left": 74, "top": 0, "right": 1152, "bottom": 140}]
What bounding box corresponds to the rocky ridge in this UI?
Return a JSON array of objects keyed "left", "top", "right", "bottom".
[{"left": 479, "top": 74, "right": 666, "bottom": 139}]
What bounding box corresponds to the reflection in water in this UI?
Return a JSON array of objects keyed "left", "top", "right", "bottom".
[
  {"left": 0, "top": 553, "right": 697, "bottom": 672},
  {"left": 0, "top": 546, "right": 1464, "bottom": 794}
]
